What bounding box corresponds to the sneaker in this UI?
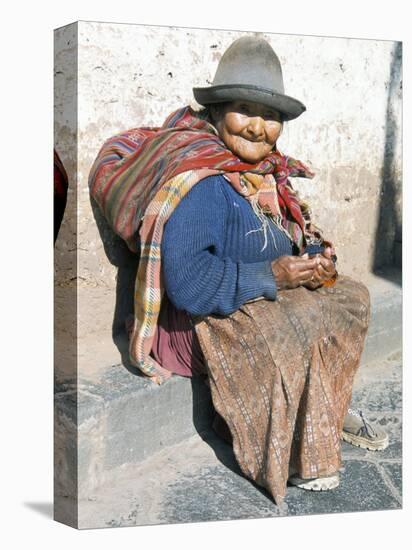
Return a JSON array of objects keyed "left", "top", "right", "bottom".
[
  {"left": 288, "top": 473, "right": 340, "bottom": 491},
  {"left": 342, "top": 408, "right": 389, "bottom": 451}
]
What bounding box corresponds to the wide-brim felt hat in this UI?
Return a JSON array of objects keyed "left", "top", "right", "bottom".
[{"left": 193, "top": 36, "right": 306, "bottom": 121}]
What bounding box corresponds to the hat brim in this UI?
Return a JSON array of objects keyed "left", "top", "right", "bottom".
[{"left": 193, "top": 84, "right": 306, "bottom": 121}]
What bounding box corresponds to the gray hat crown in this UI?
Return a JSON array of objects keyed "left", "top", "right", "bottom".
[
  {"left": 193, "top": 35, "right": 305, "bottom": 121},
  {"left": 212, "top": 36, "right": 285, "bottom": 95}
]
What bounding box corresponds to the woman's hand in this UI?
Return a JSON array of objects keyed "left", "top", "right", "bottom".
[
  {"left": 271, "top": 255, "right": 320, "bottom": 290},
  {"left": 303, "top": 250, "right": 337, "bottom": 290}
]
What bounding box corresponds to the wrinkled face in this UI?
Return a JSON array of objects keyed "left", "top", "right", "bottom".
[{"left": 212, "top": 100, "right": 283, "bottom": 163}]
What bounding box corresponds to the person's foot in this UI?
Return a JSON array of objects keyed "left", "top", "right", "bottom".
[
  {"left": 288, "top": 473, "right": 340, "bottom": 491},
  {"left": 342, "top": 408, "right": 389, "bottom": 451}
]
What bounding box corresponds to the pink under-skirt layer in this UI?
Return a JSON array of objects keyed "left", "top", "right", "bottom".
[{"left": 150, "top": 294, "right": 206, "bottom": 377}]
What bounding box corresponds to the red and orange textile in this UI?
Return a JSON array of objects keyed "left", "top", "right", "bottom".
[{"left": 54, "top": 150, "right": 68, "bottom": 243}]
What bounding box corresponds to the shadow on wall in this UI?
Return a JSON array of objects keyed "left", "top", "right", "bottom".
[
  {"left": 90, "top": 199, "right": 141, "bottom": 374},
  {"left": 373, "top": 41, "right": 402, "bottom": 276}
]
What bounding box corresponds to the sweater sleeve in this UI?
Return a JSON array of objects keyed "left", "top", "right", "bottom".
[{"left": 161, "top": 176, "right": 277, "bottom": 316}]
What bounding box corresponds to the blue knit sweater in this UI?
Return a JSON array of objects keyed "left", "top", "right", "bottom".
[{"left": 161, "top": 174, "right": 295, "bottom": 316}]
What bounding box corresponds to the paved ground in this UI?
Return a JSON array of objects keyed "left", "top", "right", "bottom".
[{"left": 78, "top": 351, "right": 402, "bottom": 529}]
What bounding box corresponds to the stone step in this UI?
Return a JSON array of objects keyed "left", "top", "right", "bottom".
[
  {"left": 361, "top": 267, "right": 402, "bottom": 365},
  {"left": 54, "top": 267, "right": 402, "bottom": 525},
  {"left": 76, "top": 359, "right": 402, "bottom": 529}
]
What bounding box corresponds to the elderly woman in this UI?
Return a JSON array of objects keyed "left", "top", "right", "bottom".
[{"left": 90, "top": 36, "right": 387, "bottom": 503}]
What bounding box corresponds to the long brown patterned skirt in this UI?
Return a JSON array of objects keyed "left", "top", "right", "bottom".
[{"left": 193, "top": 275, "right": 370, "bottom": 504}]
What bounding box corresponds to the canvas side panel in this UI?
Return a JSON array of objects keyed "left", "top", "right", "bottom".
[{"left": 54, "top": 21, "right": 79, "bottom": 529}]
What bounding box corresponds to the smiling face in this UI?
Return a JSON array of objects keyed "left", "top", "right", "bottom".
[{"left": 211, "top": 100, "right": 283, "bottom": 163}]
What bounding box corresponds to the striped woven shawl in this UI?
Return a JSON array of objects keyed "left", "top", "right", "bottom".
[{"left": 89, "top": 106, "right": 319, "bottom": 384}]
